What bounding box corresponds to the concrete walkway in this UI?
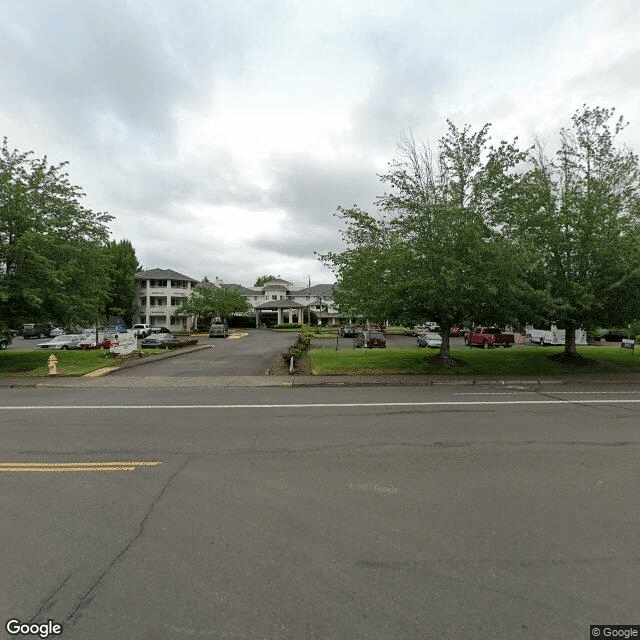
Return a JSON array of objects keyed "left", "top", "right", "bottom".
[{"left": 1, "top": 373, "right": 639, "bottom": 388}]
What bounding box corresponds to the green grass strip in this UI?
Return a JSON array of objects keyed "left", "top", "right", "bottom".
[{"left": 308, "top": 346, "right": 640, "bottom": 376}]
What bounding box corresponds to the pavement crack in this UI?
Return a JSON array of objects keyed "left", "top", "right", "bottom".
[
  {"left": 28, "top": 571, "right": 74, "bottom": 623},
  {"left": 63, "top": 454, "right": 195, "bottom": 625}
]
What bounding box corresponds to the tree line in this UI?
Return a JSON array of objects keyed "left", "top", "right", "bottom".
[
  {"left": 322, "top": 106, "right": 640, "bottom": 357},
  {"left": 0, "top": 138, "right": 139, "bottom": 330}
]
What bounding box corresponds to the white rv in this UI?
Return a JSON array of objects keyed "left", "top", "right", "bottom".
[{"left": 525, "top": 324, "right": 587, "bottom": 346}]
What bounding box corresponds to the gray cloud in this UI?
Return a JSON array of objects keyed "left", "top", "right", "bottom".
[
  {"left": 0, "top": 0, "right": 257, "bottom": 151},
  {"left": 1, "top": 0, "right": 638, "bottom": 289},
  {"left": 244, "top": 152, "right": 383, "bottom": 261}
]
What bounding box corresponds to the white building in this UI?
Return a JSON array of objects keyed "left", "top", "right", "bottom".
[
  {"left": 134, "top": 272, "right": 338, "bottom": 330},
  {"left": 220, "top": 278, "right": 338, "bottom": 327},
  {"left": 134, "top": 269, "right": 198, "bottom": 332}
]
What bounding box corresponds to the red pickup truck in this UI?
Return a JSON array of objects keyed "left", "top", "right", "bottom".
[{"left": 465, "top": 327, "right": 515, "bottom": 349}]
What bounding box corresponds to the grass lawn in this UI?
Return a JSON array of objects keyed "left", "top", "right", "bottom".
[
  {"left": 0, "top": 348, "right": 167, "bottom": 377},
  {"left": 308, "top": 346, "right": 640, "bottom": 376}
]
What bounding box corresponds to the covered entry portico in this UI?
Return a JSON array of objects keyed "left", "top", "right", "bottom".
[{"left": 254, "top": 300, "right": 306, "bottom": 327}]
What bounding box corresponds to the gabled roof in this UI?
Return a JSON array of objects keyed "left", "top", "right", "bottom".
[
  {"left": 223, "top": 283, "right": 261, "bottom": 296},
  {"left": 135, "top": 268, "right": 198, "bottom": 282},
  {"left": 263, "top": 278, "right": 293, "bottom": 289},
  {"left": 254, "top": 299, "right": 307, "bottom": 309},
  {"left": 291, "top": 284, "right": 334, "bottom": 297}
]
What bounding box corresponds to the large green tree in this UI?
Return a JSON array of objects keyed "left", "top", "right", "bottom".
[
  {"left": 324, "top": 123, "right": 534, "bottom": 356},
  {"left": 254, "top": 274, "right": 278, "bottom": 287},
  {"left": 105, "top": 239, "right": 140, "bottom": 325},
  {"left": 0, "top": 138, "right": 113, "bottom": 329},
  {"left": 502, "top": 106, "right": 640, "bottom": 355},
  {"left": 176, "top": 284, "right": 251, "bottom": 327}
]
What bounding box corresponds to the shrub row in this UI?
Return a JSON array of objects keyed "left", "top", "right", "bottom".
[{"left": 282, "top": 333, "right": 312, "bottom": 363}]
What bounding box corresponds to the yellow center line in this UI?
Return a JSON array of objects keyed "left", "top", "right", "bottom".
[
  {"left": 0, "top": 461, "right": 162, "bottom": 467},
  {"left": 0, "top": 461, "right": 162, "bottom": 472},
  {"left": 0, "top": 466, "right": 136, "bottom": 472}
]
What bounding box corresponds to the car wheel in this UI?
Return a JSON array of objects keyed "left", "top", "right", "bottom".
[
  {"left": 483, "top": 340, "right": 489, "bottom": 349},
  {"left": 540, "top": 338, "right": 545, "bottom": 346},
  {"left": 0, "top": 341, "right": 7, "bottom": 350},
  {"left": 61, "top": 345, "right": 68, "bottom": 350}
]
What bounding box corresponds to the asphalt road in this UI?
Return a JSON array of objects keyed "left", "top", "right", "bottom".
[{"left": 2, "top": 382, "right": 640, "bottom": 639}]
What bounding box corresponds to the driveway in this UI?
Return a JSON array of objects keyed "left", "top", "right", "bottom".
[{"left": 113, "top": 329, "right": 296, "bottom": 377}]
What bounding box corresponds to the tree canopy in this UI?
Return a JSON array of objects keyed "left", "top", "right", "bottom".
[
  {"left": 254, "top": 274, "right": 279, "bottom": 287},
  {"left": 104, "top": 239, "right": 140, "bottom": 326},
  {"left": 323, "top": 107, "right": 640, "bottom": 357},
  {"left": 175, "top": 284, "right": 251, "bottom": 326},
  {"left": 501, "top": 106, "right": 640, "bottom": 353},
  {"left": 324, "top": 123, "right": 533, "bottom": 356},
  {"left": 0, "top": 138, "right": 114, "bottom": 329}
]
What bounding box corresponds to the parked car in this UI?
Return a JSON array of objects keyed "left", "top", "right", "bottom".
[
  {"left": 209, "top": 323, "right": 229, "bottom": 338},
  {"left": 403, "top": 326, "right": 427, "bottom": 337},
  {"left": 354, "top": 330, "right": 386, "bottom": 348},
  {"left": 35, "top": 335, "right": 85, "bottom": 350},
  {"left": 49, "top": 327, "right": 67, "bottom": 337},
  {"left": 141, "top": 334, "right": 180, "bottom": 348},
  {"left": 339, "top": 326, "right": 358, "bottom": 337},
  {"left": 449, "top": 326, "right": 470, "bottom": 337},
  {"left": 131, "top": 323, "right": 152, "bottom": 338},
  {"left": 78, "top": 335, "right": 113, "bottom": 350},
  {"left": 417, "top": 332, "right": 443, "bottom": 348},
  {"left": 149, "top": 326, "right": 172, "bottom": 335},
  {"left": 0, "top": 328, "right": 13, "bottom": 350},
  {"left": 20, "top": 323, "right": 52, "bottom": 339},
  {"left": 466, "top": 327, "right": 515, "bottom": 349}
]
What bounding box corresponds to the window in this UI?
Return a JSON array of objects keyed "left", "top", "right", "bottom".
[
  {"left": 272, "top": 295, "right": 277, "bottom": 300},
  {"left": 171, "top": 297, "right": 184, "bottom": 306}
]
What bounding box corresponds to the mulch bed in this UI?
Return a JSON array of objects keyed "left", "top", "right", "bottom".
[
  {"left": 548, "top": 352, "right": 600, "bottom": 367},
  {"left": 425, "top": 354, "right": 469, "bottom": 368}
]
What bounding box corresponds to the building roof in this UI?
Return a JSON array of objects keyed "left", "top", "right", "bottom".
[
  {"left": 135, "top": 268, "right": 198, "bottom": 282},
  {"left": 254, "top": 300, "right": 307, "bottom": 309},
  {"left": 262, "top": 278, "right": 293, "bottom": 288},
  {"left": 290, "top": 284, "right": 334, "bottom": 297},
  {"left": 196, "top": 282, "right": 258, "bottom": 296}
]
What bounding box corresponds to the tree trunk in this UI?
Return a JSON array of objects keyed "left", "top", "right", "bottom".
[
  {"left": 564, "top": 326, "right": 577, "bottom": 355},
  {"left": 440, "top": 326, "right": 450, "bottom": 356}
]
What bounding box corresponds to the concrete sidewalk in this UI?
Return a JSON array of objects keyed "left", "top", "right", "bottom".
[{"left": 0, "top": 373, "right": 638, "bottom": 388}]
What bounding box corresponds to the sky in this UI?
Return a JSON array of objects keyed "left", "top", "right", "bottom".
[{"left": 1, "top": 0, "right": 639, "bottom": 288}]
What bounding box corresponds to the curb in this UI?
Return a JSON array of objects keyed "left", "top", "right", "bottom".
[{"left": 83, "top": 344, "right": 213, "bottom": 377}]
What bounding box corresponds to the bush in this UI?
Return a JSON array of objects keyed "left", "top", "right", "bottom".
[
  {"left": 281, "top": 332, "right": 312, "bottom": 363},
  {"left": 276, "top": 323, "right": 302, "bottom": 329},
  {"left": 227, "top": 315, "right": 256, "bottom": 328}
]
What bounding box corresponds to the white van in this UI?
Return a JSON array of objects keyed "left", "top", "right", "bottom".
[{"left": 525, "top": 324, "right": 587, "bottom": 346}]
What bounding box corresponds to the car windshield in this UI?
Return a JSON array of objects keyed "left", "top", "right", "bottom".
[{"left": 369, "top": 332, "right": 383, "bottom": 339}]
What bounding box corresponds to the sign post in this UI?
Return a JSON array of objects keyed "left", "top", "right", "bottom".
[
  {"left": 620, "top": 339, "right": 636, "bottom": 353},
  {"left": 109, "top": 331, "right": 138, "bottom": 356}
]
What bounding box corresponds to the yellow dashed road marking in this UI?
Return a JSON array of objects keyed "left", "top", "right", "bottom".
[{"left": 0, "top": 461, "right": 162, "bottom": 473}]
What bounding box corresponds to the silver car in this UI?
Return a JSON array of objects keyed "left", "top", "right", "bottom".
[
  {"left": 36, "top": 335, "right": 85, "bottom": 350},
  {"left": 416, "top": 332, "right": 443, "bottom": 348}
]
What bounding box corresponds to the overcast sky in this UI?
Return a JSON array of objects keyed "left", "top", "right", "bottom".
[{"left": 2, "top": 0, "right": 639, "bottom": 287}]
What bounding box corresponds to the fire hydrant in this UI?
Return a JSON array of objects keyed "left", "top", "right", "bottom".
[{"left": 48, "top": 354, "right": 59, "bottom": 376}]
